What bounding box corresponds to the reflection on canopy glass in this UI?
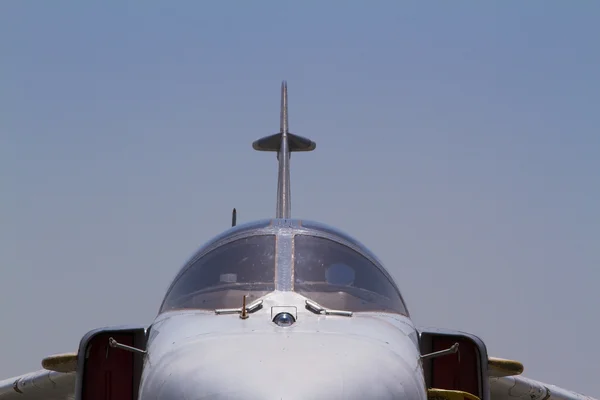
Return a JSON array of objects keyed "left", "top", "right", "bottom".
[
  {"left": 294, "top": 235, "right": 407, "bottom": 315},
  {"left": 160, "top": 235, "right": 276, "bottom": 312}
]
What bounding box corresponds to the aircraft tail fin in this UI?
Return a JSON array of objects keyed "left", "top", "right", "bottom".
[{"left": 252, "top": 81, "right": 316, "bottom": 219}]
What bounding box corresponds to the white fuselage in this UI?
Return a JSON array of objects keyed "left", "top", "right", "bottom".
[{"left": 138, "top": 291, "right": 427, "bottom": 400}]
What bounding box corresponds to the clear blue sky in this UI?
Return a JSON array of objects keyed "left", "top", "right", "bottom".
[{"left": 2, "top": 1, "right": 599, "bottom": 396}]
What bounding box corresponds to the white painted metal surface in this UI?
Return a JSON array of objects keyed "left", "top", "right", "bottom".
[{"left": 0, "top": 370, "right": 75, "bottom": 400}]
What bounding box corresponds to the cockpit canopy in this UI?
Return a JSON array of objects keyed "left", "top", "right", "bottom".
[
  {"left": 292, "top": 235, "right": 407, "bottom": 314},
  {"left": 161, "top": 234, "right": 277, "bottom": 312},
  {"left": 160, "top": 221, "right": 408, "bottom": 316}
]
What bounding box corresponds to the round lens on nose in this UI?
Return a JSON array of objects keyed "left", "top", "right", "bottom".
[{"left": 273, "top": 312, "right": 295, "bottom": 327}]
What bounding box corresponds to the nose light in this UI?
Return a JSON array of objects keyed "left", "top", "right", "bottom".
[{"left": 273, "top": 312, "right": 296, "bottom": 327}]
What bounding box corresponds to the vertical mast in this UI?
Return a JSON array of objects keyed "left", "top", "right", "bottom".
[
  {"left": 252, "top": 81, "right": 316, "bottom": 219},
  {"left": 277, "top": 81, "right": 291, "bottom": 218}
]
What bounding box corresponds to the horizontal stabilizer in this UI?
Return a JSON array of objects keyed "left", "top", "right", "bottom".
[{"left": 252, "top": 132, "right": 316, "bottom": 153}]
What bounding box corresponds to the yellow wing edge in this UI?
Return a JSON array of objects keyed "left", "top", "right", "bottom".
[
  {"left": 428, "top": 388, "right": 480, "bottom": 400},
  {"left": 41, "top": 352, "right": 78, "bottom": 373},
  {"left": 488, "top": 357, "right": 524, "bottom": 377}
]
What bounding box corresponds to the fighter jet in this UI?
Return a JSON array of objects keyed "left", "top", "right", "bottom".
[{"left": 0, "top": 82, "right": 595, "bottom": 400}]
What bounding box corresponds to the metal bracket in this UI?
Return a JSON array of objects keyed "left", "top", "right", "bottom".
[
  {"left": 420, "top": 343, "right": 459, "bottom": 361},
  {"left": 305, "top": 299, "right": 353, "bottom": 317},
  {"left": 271, "top": 306, "right": 297, "bottom": 320},
  {"left": 108, "top": 337, "right": 147, "bottom": 355},
  {"left": 215, "top": 297, "right": 263, "bottom": 318}
]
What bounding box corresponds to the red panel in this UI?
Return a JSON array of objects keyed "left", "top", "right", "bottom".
[
  {"left": 82, "top": 332, "right": 134, "bottom": 400},
  {"left": 431, "top": 336, "right": 479, "bottom": 397}
]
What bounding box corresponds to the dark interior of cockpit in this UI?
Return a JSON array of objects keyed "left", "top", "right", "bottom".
[
  {"left": 159, "top": 233, "right": 408, "bottom": 316},
  {"left": 293, "top": 235, "right": 408, "bottom": 315}
]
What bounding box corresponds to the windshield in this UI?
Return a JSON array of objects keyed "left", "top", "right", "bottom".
[
  {"left": 294, "top": 235, "right": 407, "bottom": 315},
  {"left": 160, "top": 235, "right": 276, "bottom": 312}
]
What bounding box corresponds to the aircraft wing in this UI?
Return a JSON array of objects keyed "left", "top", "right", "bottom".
[
  {"left": 489, "top": 362, "right": 596, "bottom": 400},
  {"left": 0, "top": 353, "right": 76, "bottom": 400}
]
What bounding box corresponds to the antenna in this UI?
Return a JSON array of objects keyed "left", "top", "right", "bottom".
[
  {"left": 231, "top": 208, "right": 237, "bottom": 227},
  {"left": 252, "top": 81, "right": 316, "bottom": 218}
]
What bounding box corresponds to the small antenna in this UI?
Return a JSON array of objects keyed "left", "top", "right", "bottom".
[
  {"left": 231, "top": 208, "right": 237, "bottom": 227},
  {"left": 240, "top": 295, "right": 249, "bottom": 319}
]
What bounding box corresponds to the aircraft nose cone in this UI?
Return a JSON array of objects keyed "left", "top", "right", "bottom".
[{"left": 139, "top": 332, "right": 426, "bottom": 400}]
